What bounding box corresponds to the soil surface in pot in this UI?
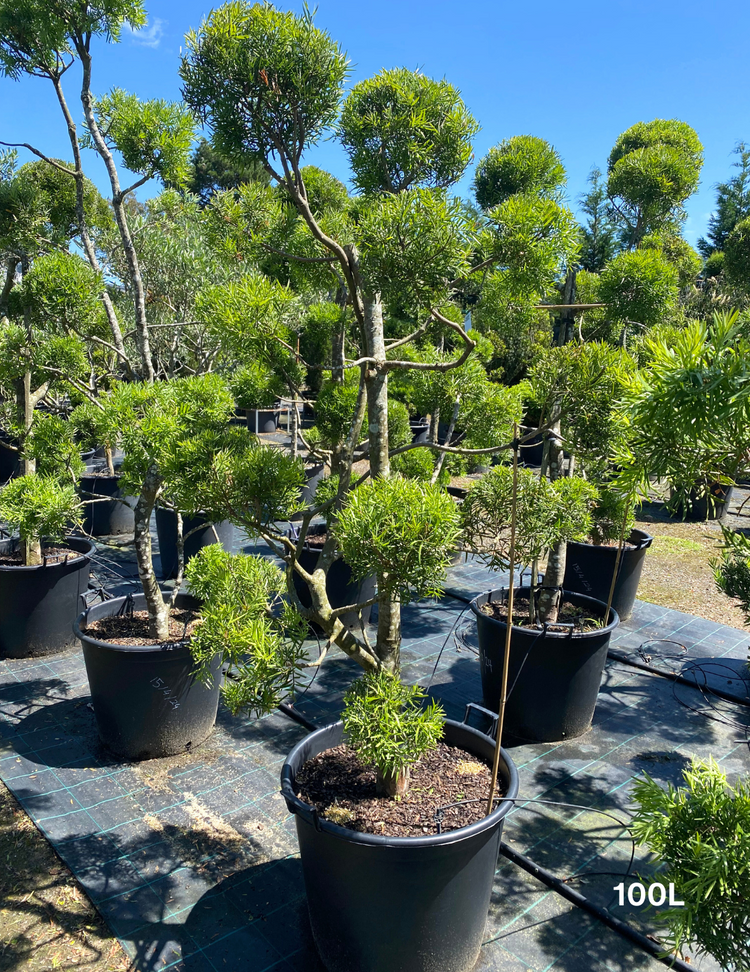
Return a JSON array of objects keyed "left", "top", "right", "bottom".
[
  {"left": 0, "top": 545, "right": 81, "bottom": 566},
  {"left": 86, "top": 607, "right": 200, "bottom": 647},
  {"left": 480, "top": 597, "right": 604, "bottom": 633},
  {"left": 303, "top": 530, "right": 328, "bottom": 548},
  {"left": 295, "top": 741, "right": 505, "bottom": 837}
]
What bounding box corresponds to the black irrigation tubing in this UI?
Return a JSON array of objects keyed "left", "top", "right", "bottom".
[
  {"left": 608, "top": 647, "right": 750, "bottom": 708},
  {"left": 498, "top": 840, "right": 695, "bottom": 972}
]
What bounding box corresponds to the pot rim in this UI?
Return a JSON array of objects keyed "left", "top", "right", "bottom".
[
  {"left": 0, "top": 536, "right": 95, "bottom": 573},
  {"left": 470, "top": 586, "right": 619, "bottom": 638},
  {"left": 281, "top": 718, "right": 519, "bottom": 849},
  {"left": 73, "top": 591, "right": 199, "bottom": 654},
  {"left": 567, "top": 528, "right": 654, "bottom": 552}
]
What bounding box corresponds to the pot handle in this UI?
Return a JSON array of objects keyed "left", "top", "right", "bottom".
[
  {"left": 636, "top": 535, "right": 654, "bottom": 550},
  {"left": 463, "top": 702, "right": 499, "bottom": 738}
]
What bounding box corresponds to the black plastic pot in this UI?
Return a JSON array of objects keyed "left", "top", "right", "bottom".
[
  {"left": 471, "top": 587, "right": 619, "bottom": 743},
  {"left": 293, "top": 525, "right": 376, "bottom": 630},
  {"left": 299, "top": 463, "right": 326, "bottom": 508},
  {"left": 281, "top": 718, "right": 519, "bottom": 972},
  {"left": 562, "top": 529, "right": 653, "bottom": 622},
  {"left": 246, "top": 408, "right": 280, "bottom": 434},
  {"left": 154, "top": 507, "right": 234, "bottom": 580},
  {"left": 0, "top": 435, "right": 20, "bottom": 483},
  {"left": 79, "top": 472, "right": 136, "bottom": 536},
  {"left": 0, "top": 536, "right": 94, "bottom": 658},
  {"left": 518, "top": 430, "right": 544, "bottom": 467},
  {"left": 670, "top": 483, "right": 733, "bottom": 521},
  {"left": 74, "top": 593, "right": 221, "bottom": 760}
]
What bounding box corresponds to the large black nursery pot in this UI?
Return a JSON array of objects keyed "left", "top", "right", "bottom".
[
  {"left": 154, "top": 506, "right": 234, "bottom": 580},
  {"left": 518, "top": 429, "right": 544, "bottom": 467},
  {"left": 246, "top": 408, "right": 280, "bottom": 434},
  {"left": 292, "top": 525, "right": 376, "bottom": 630},
  {"left": 471, "top": 587, "right": 619, "bottom": 743},
  {"left": 74, "top": 592, "right": 221, "bottom": 760},
  {"left": 670, "top": 482, "right": 733, "bottom": 521},
  {"left": 0, "top": 536, "right": 94, "bottom": 658},
  {"left": 562, "top": 528, "right": 653, "bottom": 622},
  {"left": 299, "top": 462, "right": 325, "bottom": 509},
  {"left": 281, "top": 717, "right": 519, "bottom": 972},
  {"left": 79, "top": 469, "right": 136, "bottom": 536}
]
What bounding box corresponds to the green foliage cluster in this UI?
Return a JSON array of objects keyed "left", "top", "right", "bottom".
[
  {"left": 713, "top": 525, "right": 750, "bottom": 629},
  {"left": 607, "top": 119, "right": 703, "bottom": 246},
  {"left": 358, "top": 188, "right": 471, "bottom": 307},
  {"left": 181, "top": 2, "right": 349, "bottom": 171},
  {"left": 85, "top": 88, "right": 195, "bottom": 187},
  {"left": 699, "top": 142, "right": 750, "bottom": 258},
  {"left": 185, "top": 545, "right": 307, "bottom": 717},
  {"left": 336, "top": 477, "right": 461, "bottom": 602},
  {"left": 529, "top": 341, "right": 634, "bottom": 478},
  {"left": 473, "top": 136, "right": 566, "bottom": 210},
  {"left": 462, "top": 466, "right": 597, "bottom": 575},
  {"left": 723, "top": 216, "right": 750, "bottom": 294},
  {"left": 630, "top": 759, "right": 750, "bottom": 971},
  {"left": 342, "top": 671, "right": 444, "bottom": 785},
  {"left": 230, "top": 361, "right": 282, "bottom": 410},
  {"left": 339, "top": 68, "right": 478, "bottom": 195},
  {"left": 618, "top": 311, "right": 750, "bottom": 509},
  {"left": 598, "top": 249, "right": 678, "bottom": 330},
  {"left": 483, "top": 193, "right": 580, "bottom": 296},
  {"left": 0, "top": 473, "right": 80, "bottom": 549}
]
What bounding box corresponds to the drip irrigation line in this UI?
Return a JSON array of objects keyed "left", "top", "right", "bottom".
[
  {"left": 608, "top": 647, "right": 750, "bottom": 708},
  {"left": 278, "top": 702, "right": 319, "bottom": 732},
  {"left": 498, "top": 840, "right": 695, "bottom": 972}
]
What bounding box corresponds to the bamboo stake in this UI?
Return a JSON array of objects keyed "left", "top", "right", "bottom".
[
  {"left": 486, "top": 425, "right": 519, "bottom": 817},
  {"left": 604, "top": 493, "right": 634, "bottom": 625}
]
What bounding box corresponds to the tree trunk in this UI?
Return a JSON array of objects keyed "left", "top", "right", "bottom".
[
  {"left": 363, "top": 295, "right": 390, "bottom": 479},
  {"left": 20, "top": 536, "right": 42, "bottom": 567},
  {"left": 51, "top": 76, "right": 128, "bottom": 371},
  {"left": 133, "top": 466, "right": 170, "bottom": 641},
  {"left": 77, "top": 53, "right": 154, "bottom": 382},
  {"left": 376, "top": 589, "right": 401, "bottom": 673},
  {"left": 0, "top": 258, "right": 14, "bottom": 317},
  {"left": 376, "top": 767, "right": 409, "bottom": 798}
]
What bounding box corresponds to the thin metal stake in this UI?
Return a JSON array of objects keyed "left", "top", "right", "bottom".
[{"left": 486, "top": 425, "right": 519, "bottom": 817}]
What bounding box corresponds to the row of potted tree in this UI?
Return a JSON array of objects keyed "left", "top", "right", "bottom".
[{"left": 1, "top": 2, "right": 749, "bottom": 971}]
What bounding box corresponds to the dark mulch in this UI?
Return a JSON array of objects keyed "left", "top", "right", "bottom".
[
  {"left": 480, "top": 597, "right": 604, "bottom": 633},
  {"left": 85, "top": 607, "right": 200, "bottom": 647},
  {"left": 295, "top": 741, "right": 504, "bottom": 837},
  {"left": 0, "top": 546, "right": 82, "bottom": 567},
  {"left": 304, "top": 530, "right": 327, "bottom": 549}
]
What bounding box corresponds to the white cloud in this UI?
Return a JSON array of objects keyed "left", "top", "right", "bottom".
[{"left": 123, "top": 17, "right": 165, "bottom": 49}]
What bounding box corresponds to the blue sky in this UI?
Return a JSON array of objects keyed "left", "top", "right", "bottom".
[{"left": 2, "top": 0, "right": 749, "bottom": 248}]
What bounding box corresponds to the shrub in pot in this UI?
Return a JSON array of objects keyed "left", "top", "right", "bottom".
[
  {"left": 0, "top": 471, "right": 93, "bottom": 657},
  {"left": 619, "top": 311, "right": 750, "bottom": 520},
  {"left": 73, "top": 401, "right": 136, "bottom": 536},
  {"left": 71, "top": 375, "right": 254, "bottom": 759},
  {"left": 231, "top": 360, "right": 282, "bottom": 433},
  {"left": 463, "top": 465, "right": 619, "bottom": 741},
  {"left": 562, "top": 488, "right": 653, "bottom": 622}
]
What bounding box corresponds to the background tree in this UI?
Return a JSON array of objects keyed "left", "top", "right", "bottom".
[
  {"left": 180, "top": 138, "right": 269, "bottom": 206},
  {"left": 578, "top": 166, "right": 619, "bottom": 271},
  {"left": 0, "top": 0, "right": 195, "bottom": 382},
  {"left": 698, "top": 141, "right": 750, "bottom": 257}
]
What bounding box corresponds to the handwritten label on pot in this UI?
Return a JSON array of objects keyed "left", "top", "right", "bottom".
[{"left": 150, "top": 676, "right": 180, "bottom": 709}]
